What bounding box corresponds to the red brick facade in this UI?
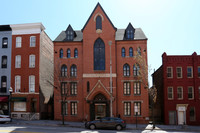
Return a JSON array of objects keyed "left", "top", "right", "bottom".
[
  {"left": 10, "top": 23, "right": 54, "bottom": 120},
  {"left": 54, "top": 3, "right": 149, "bottom": 123},
  {"left": 11, "top": 34, "right": 40, "bottom": 119},
  {"left": 153, "top": 52, "right": 200, "bottom": 125}
]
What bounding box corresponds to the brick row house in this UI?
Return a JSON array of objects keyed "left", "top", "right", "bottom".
[
  {"left": 0, "top": 25, "right": 12, "bottom": 116},
  {"left": 152, "top": 52, "right": 200, "bottom": 125},
  {"left": 9, "top": 23, "right": 54, "bottom": 120},
  {"left": 54, "top": 3, "right": 149, "bottom": 123}
]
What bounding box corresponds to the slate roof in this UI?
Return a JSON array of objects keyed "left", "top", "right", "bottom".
[
  {"left": 115, "top": 28, "right": 147, "bottom": 41},
  {"left": 54, "top": 28, "right": 147, "bottom": 42},
  {"left": 54, "top": 30, "right": 83, "bottom": 42}
]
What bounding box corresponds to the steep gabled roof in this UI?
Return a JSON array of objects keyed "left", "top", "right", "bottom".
[
  {"left": 81, "top": 2, "right": 117, "bottom": 32},
  {"left": 126, "top": 22, "right": 135, "bottom": 31},
  {"left": 66, "top": 24, "right": 73, "bottom": 32}
]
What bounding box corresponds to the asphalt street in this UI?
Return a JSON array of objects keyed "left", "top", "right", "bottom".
[{"left": 0, "top": 123, "right": 199, "bottom": 133}]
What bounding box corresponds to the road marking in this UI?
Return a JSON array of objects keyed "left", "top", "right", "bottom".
[{"left": 0, "top": 130, "right": 44, "bottom": 133}]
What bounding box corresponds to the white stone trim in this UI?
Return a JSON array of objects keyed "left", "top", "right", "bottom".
[
  {"left": 12, "top": 92, "right": 39, "bottom": 94},
  {"left": 83, "top": 73, "right": 117, "bottom": 78},
  {"left": 86, "top": 80, "right": 112, "bottom": 100}
]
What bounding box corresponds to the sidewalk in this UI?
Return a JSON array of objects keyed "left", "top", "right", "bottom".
[{"left": 11, "top": 119, "right": 200, "bottom": 132}]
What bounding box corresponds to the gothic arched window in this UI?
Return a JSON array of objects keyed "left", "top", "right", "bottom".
[
  {"left": 94, "top": 38, "right": 105, "bottom": 70},
  {"left": 133, "top": 64, "right": 140, "bottom": 76},
  {"left": 61, "top": 65, "right": 67, "bottom": 77},
  {"left": 74, "top": 48, "right": 78, "bottom": 58},
  {"left": 70, "top": 64, "right": 77, "bottom": 77},
  {"left": 123, "top": 64, "right": 130, "bottom": 76},
  {"left": 67, "top": 49, "right": 71, "bottom": 58},
  {"left": 96, "top": 16, "right": 102, "bottom": 30},
  {"left": 122, "top": 47, "right": 125, "bottom": 57},
  {"left": 129, "top": 47, "right": 133, "bottom": 57},
  {"left": 60, "top": 49, "right": 63, "bottom": 58}
]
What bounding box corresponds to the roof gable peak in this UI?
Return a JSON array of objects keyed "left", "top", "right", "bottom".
[
  {"left": 65, "top": 24, "right": 74, "bottom": 32},
  {"left": 82, "top": 2, "right": 116, "bottom": 32},
  {"left": 126, "top": 23, "right": 135, "bottom": 30}
]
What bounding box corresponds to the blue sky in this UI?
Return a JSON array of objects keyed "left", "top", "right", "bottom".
[{"left": 1, "top": 0, "right": 200, "bottom": 85}]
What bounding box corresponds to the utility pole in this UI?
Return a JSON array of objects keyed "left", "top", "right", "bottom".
[{"left": 109, "top": 41, "right": 112, "bottom": 117}]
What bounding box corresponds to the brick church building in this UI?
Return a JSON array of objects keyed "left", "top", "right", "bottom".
[{"left": 54, "top": 3, "right": 149, "bottom": 123}]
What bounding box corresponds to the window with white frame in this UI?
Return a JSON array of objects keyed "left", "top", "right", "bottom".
[
  {"left": 176, "top": 67, "right": 182, "bottom": 78},
  {"left": 134, "top": 82, "right": 141, "bottom": 95},
  {"left": 167, "top": 67, "right": 173, "bottom": 78},
  {"left": 16, "top": 37, "right": 22, "bottom": 48},
  {"left": 187, "top": 67, "right": 193, "bottom": 78},
  {"left": 15, "top": 75, "right": 21, "bottom": 92},
  {"left": 134, "top": 102, "right": 141, "bottom": 116},
  {"left": 15, "top": 55, "right": 21, "bottom": 68},
  {"left": 71, "top": 102, "right": 77, "bottom": 115},
  {"left": 177, "top": 87, "right": 183, "bottom": 99},
  {"left": 123, "top": 82, "right": 130, "bottom": 95},
  {"left": 62, "top": 102, "right": 68, "bottom": 115},
  {"left": 124, "top": 102, "right": 131, "bottom": 116},
  {"left": 29, "top": 55, "right": 35, "bottom": 68},
  {"left": 168, "top": 87, "right": 173, "bottom": 99},
  {"left": 30, "top": 36, "right": 36, "bottom": 47},
  {"left": 188, "top": 87, "right": 194, "bottom": 99},
  {"left": 29, "top": 75, "right": 35, "bottom": 92}
]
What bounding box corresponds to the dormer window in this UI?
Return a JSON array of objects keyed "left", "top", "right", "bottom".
[
  {"left": 127, "top": 30, "right": 134, "bottom": 39},
  {"left": 96, "top": 16, "right": 102, "bottom": 30},
  {"left": 65, "top": 25, "right": 75, "bottom": 41},
  {"left": 67, "top": 31, "right": 73, "bottom": 40},
  {"left": 125, "top": 23, "right": 135, "bottom": 40}
]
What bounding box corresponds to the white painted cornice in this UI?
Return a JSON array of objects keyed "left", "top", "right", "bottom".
[{"left": 10, "top": 23, "right": 45, "bottom": 35}]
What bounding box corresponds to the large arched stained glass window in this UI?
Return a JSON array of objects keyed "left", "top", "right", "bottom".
[{"left": 94, "top": 38, "right": 105, "bottom": 70}]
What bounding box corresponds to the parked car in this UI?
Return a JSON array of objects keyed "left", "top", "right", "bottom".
[
  {"left": 0, "top": 110, "right": 11, "bottom": 124},
  {"left": 85, "top": 117, "right": 126, "bottom": 130}
]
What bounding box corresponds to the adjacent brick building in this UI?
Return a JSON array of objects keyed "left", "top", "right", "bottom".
[
  {"left": 0, "top": 25, "right": 12, "bottom": 116},
  {"left": 153, "top": 52, "right": 200, "bottom": 125},
  {"left": 54, "top": 3, "right": 149, "bottom": 123},
  {"left": 10, "top": 23, "right": 54, "bottom": 120}
]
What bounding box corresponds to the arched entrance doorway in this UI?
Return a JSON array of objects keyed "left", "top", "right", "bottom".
[{"left": 90, "top": 93, "right": 109, "bottom": 120}]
